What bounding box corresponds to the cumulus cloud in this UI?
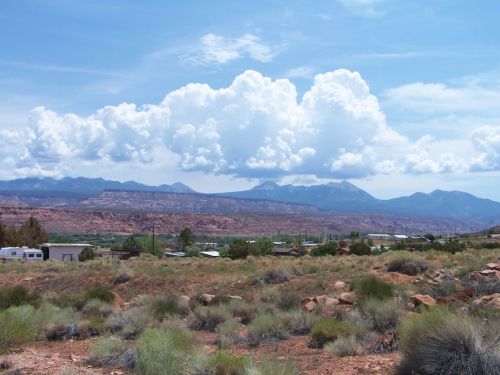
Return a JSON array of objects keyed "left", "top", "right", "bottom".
[
  {"left": 1, "top": 69, "right": 500, "bottom": 180},
  {"left": 191, "top": 33, "right": 279, "bottom": 64}
]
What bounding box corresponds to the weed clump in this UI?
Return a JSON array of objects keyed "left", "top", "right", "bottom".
[
  {"left": 310, "top": 317, "right": 353, "bottom": 348},
  {"left": 398, "top": 307, "right": 500, "bottom": 375},
  {"left": 261, "top": 267, "right": 292, "bottom": 284},
  {"left": 387, "top": 256, "right": 430, "bottom": 276},
  {"left": 209, "top": 350, "right": 247, "bottom": 375},
  {"left": 281, "top": 309, "right": 319, "bottom": 335},
  {"left": 0, "top": 285, "right": 41, "bottom": 310},
  {"left": 84, "top": 286, "right": 115, "bottom": 305},
  {"left": 151, "top": 294, "right": 190, "bottom": 320},
  {"left": 324, "top": 336, "right": 362, "bottom": 357},
  {"left": 86, "top": 335, "right": 135, "bottom": 369},
  {"left": 216, "top": 320, "right": 240, "bottom": 348},
  {"left": 359, "top": 298, "right": 403, "bottom": 332},
  {"left": 246, "top": 312, "right": 288, "bottom": 347},
  {"left": 188, "top": 304, "right": 232, "bottom": 331},
  {"left": 351, "top": 275, "right": 394, "bottom": 303}
]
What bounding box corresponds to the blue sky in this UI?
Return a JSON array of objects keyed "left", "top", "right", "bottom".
[{"left": 1, "top": 0, "right": 500, "bottom": 200}]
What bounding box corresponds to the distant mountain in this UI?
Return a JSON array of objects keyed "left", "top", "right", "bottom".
[
  {"left": 0, "top": 177, "right": 195, "bottom": 195},
  {"left": 222, "top": 181, "right": 379, "bottom": 212},
  {"left": 223, "top": 181, "right": 500, "bottom": 224}
]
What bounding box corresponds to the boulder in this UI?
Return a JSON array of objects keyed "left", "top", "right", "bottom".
[
  {"left": 339, "top": 292, "right": 355, "bottom": 304},
  {"left": 301, "top": 297, "right": 314, "bottom": 305},
  {"left": 312, "top": 295, "right": 328, "bottom": 304},
  {"left": 228, "top": 295, "right": 243, "bottom": 301},
  {"left": 410, "top": 294, "right": 436, "bottom": 308},
  {"left": 473, "top": 293, "right": 500, "bottom": 310},
  {"left": 480, "top": 269, "right": 497, "bottom": 277},
  {"left": 302, "top": 300, "right": 317, "bottom": 312},
  {"left": 198, "top": 293, "right": 215, "bottom": 306},
  {"left": 179, "top": 295, "right": 190, "bottom": 303},
  {"left": 324, "top": 297, "right": 339, "bottom": 307},
  {"left": 334, "top": 281, "right": 346, "bottom": 290},
  {"left": 485, "top": 263, "right": 500, "bottom": 271}
]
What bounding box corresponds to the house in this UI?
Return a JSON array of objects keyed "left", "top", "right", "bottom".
[
  {"left": 39, "top": 243, "right": 93, "bottom": 261},
  {"left": 0, "top": 247, "right": 43, "bottom": 261},
  {"left": 366, "top": 234, "right": 393, "bottom": 241},
  {"left": 272, "top": 247, "right": 300, "bottom": 257},
  {"left": 392, "top": 235, "right": 409, "bottom": 241}
]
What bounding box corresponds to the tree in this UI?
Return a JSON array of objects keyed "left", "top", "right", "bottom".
[
  {"left": 311, "top": 242, "right": 338, "bottom": 256},
  {"left": 138, "top": 235, "right": 162, "bottom": 256},
  {"left": 178, "top": 227, "right": 194, "bottom": 250},
  {"left": 350, "top": 242, "right": 371, "bottom": 256},
  {"left": 229, "top": 239, "right": 251, "bottom": 259},
  {"left": 185, "top": 244, "right": 201, "bottom": 257},
  {"left": 18, "top": 216, "right": 48, "bottom": 247},
  {"left": 255, "top": 238, "right": 274, "bottom": 256},
  {"left": 79, "top": 247, "right": 96, "bottom": 261},
  {"left": 122, "top": 235, "right": 142, "bottom": 251}
]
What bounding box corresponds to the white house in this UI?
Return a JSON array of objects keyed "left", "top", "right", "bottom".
[{"left": 39, "top": 243, "right": 93, "bottom": 261}]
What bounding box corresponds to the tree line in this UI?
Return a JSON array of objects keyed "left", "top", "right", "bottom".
[{"left": 0, "top": 217, "right": 48, "bottom": 248}]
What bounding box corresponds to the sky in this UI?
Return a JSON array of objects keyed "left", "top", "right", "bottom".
[{"left": 1, "top": 0, "right": 500, "bottom": 200}]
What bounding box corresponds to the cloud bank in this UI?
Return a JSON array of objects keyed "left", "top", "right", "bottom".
[{"left": 1, "top": 69, "right": 499, "bottom": 179}]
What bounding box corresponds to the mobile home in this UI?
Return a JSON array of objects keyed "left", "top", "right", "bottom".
[{"left": 39, "top": 243, "right": 93, "bottom": 261}]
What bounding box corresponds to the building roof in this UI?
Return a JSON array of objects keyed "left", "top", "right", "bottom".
[
  {"left": 201, "top": 251, "right": 220, "bottom": 257},
  {"left": 393, "top": 235, "right": 409, "bottom": 239},
  {"left": 39, "top": 243, "right": 93, "bottom": 247},
  {"left": 367, "top": 234, "right": 393, "bottom": 237}
]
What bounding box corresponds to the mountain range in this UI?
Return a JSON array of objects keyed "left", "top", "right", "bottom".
[{"left": 0, "top": 177, "right": 499, "bottom": 225}]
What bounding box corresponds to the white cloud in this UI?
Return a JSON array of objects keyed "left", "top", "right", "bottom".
[
  {"left": 383, "top": 81, "right": 500, "bottom": 114},
  {"left": 2, "top": 69, "right": 500, "bottom": 180},
  {"left": 192, "top": 33, "right": 279, "bottom": 64}
]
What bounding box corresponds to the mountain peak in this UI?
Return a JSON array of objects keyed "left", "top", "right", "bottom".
[{"left": 253, "top": 181, "right": 280, "bottom": 190}]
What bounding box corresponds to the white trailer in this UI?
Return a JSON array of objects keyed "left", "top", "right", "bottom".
[{"left": 0, "top": 247, "right": 43, "bottom": 261}]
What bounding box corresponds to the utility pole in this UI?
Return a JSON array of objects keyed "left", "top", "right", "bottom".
[{"left": 152, "top": 217, "right": 155, "bottom": 255}]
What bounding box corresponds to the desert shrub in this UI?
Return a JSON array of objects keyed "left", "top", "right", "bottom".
[
  {"left": 188, "top": 304, "right": 232, "bottom": 331},
  {"left": 387, "top": 256, "right": 430, "bottom": 275},
  {"left": 324, "top": 336, "right": 362, "bottom": 357},
  {"left": 311, "top": 242, "right": 338, "bottom": 256},
  {"left": 185, "top": 244, "right": 201, "bottom": 257},
  {"left": 359, "top": 298, "right": 403, "bottom": 332},
  {"left": 351, "top": 275, "right": 394, "bottom": 303},
  {"left": 112, "top": 267, "right": 134, "bottom": 284},
  {"left": 106, "top": 306, "right": 154, "bottom": 339},
  {"left": 152, "top": 294, "right": 190, "bottom": 320},
  {"left": 209, "top": 350, "right": 247, "bottom": 375},
  {"left": 310, "top": 317, "right": 353, "bottom": 348},
  {"left": 84, "top": 286, "right": 115, "bottom": 305},
  {"left": 81, "top": 299, "right": 116, "bottom": 319},
  {"left": 398, "top": 308, "right": 500, "bottom": 375},
  {"left": 135, "top": 325, "right": 206, "bottom": 375},
  {"left": 246, "top": 312, "right": 288, "bottom": 347},
  {"left": 245, "top": 357, "right": 301, "bottom": 375},
  {"left": 78, "top": 247, "right": 96, "bottom": 261},
  {"left": 282, "top": 309, "right": 320, "bottom": 335},
  {"left": 86, "top": 335, "right": 135, "bottom": 369},
  {"left": 216, "top": 320, "right": 240, "bottom": 348},
  {"left": 350, "top": 242, "right": 371, "bottom": 256},
  {"left": 0, "top": 285, "right": 41, "bottom": 310},
  {"left": 0, "top": 305, "right": 40, "bottom": 353},
  {"left": 227, "top": 300, "right": 257, "bottom": 324},
  {"left": 261, "top": 267, "right": 292, "bottom": 284},
  {"left": 276, "top": 288, "right": 301, "bottom": 311}
]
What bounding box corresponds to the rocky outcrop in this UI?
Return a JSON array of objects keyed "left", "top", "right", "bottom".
[
  {"left": 410, "top": 294, "right": 436, "bottom": 308},
  {"left": 472, "top": 293, "right": 500, "bottom": 310}
]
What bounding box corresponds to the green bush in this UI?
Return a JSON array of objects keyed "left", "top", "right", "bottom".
[
  {"left": 247, "top": 312, "right": 288, "bottom": 347},
  {"left": 209, "top": 351, "right": 247, "bottom": 375},
  {"left": 349, "top": 242, "right": 371, "bottom": 256},
  {"left": 79, "top": 247, "right": 96, "bottom": 261},
  {"left": 359, "top": 298, "right": 403, "bottom": 332},
  {"left": 84, "top": 286, "right": 115, "bottom": 305},
  {"left": 86, "top": 335, "right": 135, "bottom": 369},
  {"left": 311, "top": 242, "right": 338, "bottom": 256},
  {"left": 351, "top": 275, "right": 394, "bottom": 302},
  {"left": 282, "top": 309, "right": 320, "bottom": 335},
  {"left": 310, "top": 317, "right": 352, "bottom": 348},
  {"left": 189, "top": 305, "right": 232, "bottom": 331},
  {"left": 398, "top": 308, "right": 500, "bottom": 375},
  {"left": 216, "top": 320, "right": 240, "bottom": 349},
  {"left": 81, "top": 299, "right": 116, "bottom": 319},
  {"left": 135, "top": 325, "right": 206, "bottom": 375},
  {"left": 227, "top": 300, "right": 257, "bottom": 324},
  {"left": 184, "top": 245, "right": 201, "bottom": 257},
  {"left": 387, "top": 256, "right": 430, "bottom": 276},
  {"left": 106, "top": 306, "right": 154, "bottom": 339},
  {"left": 0, "top": 305, "right": 39, "bottom": 353},
  {"left": 261, "top": 267, "right": 292, "bottom": 284},
  {"left": 152, "top": 294, "right": 190, "bottom": 320},
  {"left": 276, "top": 288, "right": 301, "bottom": 311},
  {"left": 0, "top": 285, "right": 41, "bottom": 310},
  {"left": 324, "top": 336, "right": 362, "bottom": 357}
]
